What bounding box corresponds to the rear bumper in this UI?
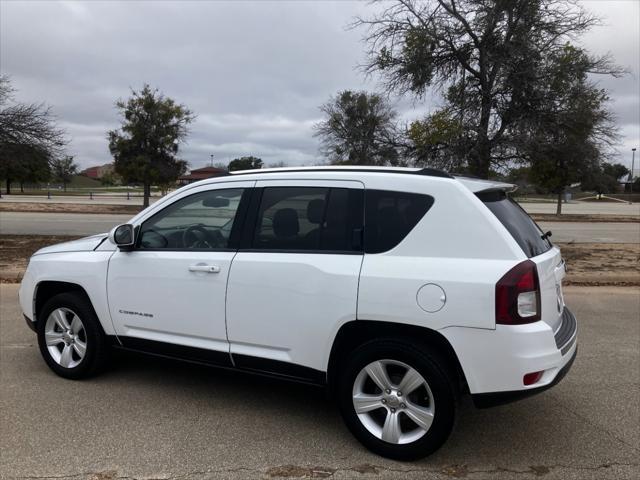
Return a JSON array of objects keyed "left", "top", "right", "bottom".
[
  {"left": 472, "top": 345, "right": 577, "bottom": 408},
  {"left": 440, "top": 306, "right": 578, "bottom": 398}
]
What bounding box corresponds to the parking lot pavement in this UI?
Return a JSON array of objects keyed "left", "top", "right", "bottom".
[{"left": 1, "top": 285, "right": 638, "bottom": 480}]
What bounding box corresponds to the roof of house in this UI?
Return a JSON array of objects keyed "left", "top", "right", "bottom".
[{"left": 179, "top": 166, "right": 227, "bottom": 181}]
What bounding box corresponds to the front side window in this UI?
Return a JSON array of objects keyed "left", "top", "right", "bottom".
[
  {"left": 252, "top": 187, "right": 363, "bottom": 252},
  {"left": 364, "top": 190, "right": 434, "bottom": 253},
  {"left": 138, "top": 188, "right": 244, "bottom": 250}
]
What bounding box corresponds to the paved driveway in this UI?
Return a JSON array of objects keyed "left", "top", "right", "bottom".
[{"left": 1, "top": 285, "right": 638, "bottom": 479}]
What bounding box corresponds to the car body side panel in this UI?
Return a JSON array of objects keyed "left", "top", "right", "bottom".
[
  {"left": 18, "top": 251, "right": 117, "bottom": 335},
  {"left": 357, "top": 256, "right": 518, "bottom": 331},
  {"left": 357, "top": 178, "right": 525, "bottom": 332}
]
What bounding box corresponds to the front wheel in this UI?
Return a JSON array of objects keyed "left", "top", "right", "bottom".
[
  {"left": 37, "top": 292, "right": 110, "bottom": 379},
  {"left": 337, "top": 339, "right": 457, "bottom": 460}
]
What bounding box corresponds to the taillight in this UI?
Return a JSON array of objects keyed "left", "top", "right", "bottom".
[{"left": 496, "top": 260, "right": 541, "bottom": 325}]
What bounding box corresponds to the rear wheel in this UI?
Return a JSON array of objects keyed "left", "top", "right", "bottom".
[
  {"left": 37, "top": 292, "right": 110, "bottom": 379},
  {"left": 337, "top": 339, "right": 457, "bottom": 460}
]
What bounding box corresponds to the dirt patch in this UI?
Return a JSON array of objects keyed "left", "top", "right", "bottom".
[
  {"left": 0, "top": 236, "right": 638, "bottom": 286},
  {"left": 0, "top": 235, "right": 82, "bottom": 282},
  {"left": 530, "top": 213, "right": 639, "bottom": 223},
  {"left": 559, "top": 242, "right": 639, "bottom": 286},
  {"left": 0, "top": 202, "right": 142, "bottom": 215}
]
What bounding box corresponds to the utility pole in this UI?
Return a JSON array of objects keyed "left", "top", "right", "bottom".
[
  {"left": 630, "top": 148, "right": 636, "bottom": 203},
  {"left": 210, "top": 154, "right": 214, "bottom": 167}
]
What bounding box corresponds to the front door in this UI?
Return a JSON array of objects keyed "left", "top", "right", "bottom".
[{"left": 107, "top": 182, "right": 253, "bottom": 358}]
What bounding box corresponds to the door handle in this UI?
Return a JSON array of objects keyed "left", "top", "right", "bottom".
[{"left": 188, "top": 264, "right": 221, "bottom": 274}]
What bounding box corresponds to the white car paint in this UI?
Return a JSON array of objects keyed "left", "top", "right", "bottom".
[{"left": 19, "top": 166, "right": 576, "bottom": 396}]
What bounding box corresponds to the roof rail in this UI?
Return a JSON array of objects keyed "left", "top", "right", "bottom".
[
  {"left": 228, "top": 166, "right": 453, "bottom": 179},
  {"left": 415, "top": 168, "right": 454, "bottom": 179}
]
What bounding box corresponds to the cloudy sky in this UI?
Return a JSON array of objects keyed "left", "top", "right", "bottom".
[{"left": 1, "top": 0, "right": 638, "bottom": 171}]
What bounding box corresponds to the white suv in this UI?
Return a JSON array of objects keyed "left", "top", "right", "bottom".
[{"left": 19, "top": 167, "right": 577, "bottom": 460}]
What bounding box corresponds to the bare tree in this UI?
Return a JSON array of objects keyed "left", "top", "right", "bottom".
[
  {"left": 353, "top": 0, "right": 624, "bottom": 178},
  {"left": 0, "top": 75, "right": 66, "bottom": 193}
]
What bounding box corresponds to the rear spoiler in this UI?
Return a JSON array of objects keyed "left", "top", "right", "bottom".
[{"left": 454, "top": 176, "right": 518, "bottom": 194}]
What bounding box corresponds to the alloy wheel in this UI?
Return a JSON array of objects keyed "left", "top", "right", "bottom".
[
  {"left": 44, "top": 307, "right": 87, "bottom": 369},
  {"left": 352, "top": 359, "right": 435, "bottom": 445}
]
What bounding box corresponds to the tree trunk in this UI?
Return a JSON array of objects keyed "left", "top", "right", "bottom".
[
  {"left": 63, "top": 182, "right": 67, "bottom": 192},
  {"left": 556, "top": 192, "right": 563, "bottom": 215},
  {"left": 143, "top": 182, "right": 151, "bottom": 208},
  {"left": 5, "top": 178, "right": 11, "bottom": 195},
  {"left": 20, "top": 182, "right": 24, "bottom": 193}
]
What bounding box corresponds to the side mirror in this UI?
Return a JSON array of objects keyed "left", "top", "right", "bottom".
[{"left": 109, "top": 224, "right": 135, "bottom": 249}]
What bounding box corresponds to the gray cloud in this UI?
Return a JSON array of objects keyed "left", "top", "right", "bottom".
[{"left": 1, "top": 0, "right": 638, "bottom": 170}]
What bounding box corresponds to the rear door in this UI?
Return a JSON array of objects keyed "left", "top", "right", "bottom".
[
  {"left": 477, "top": 190, "right": 564, "bottom": 331},
  {"left": 226, "top": 180, "right": 364, "bottom": 377}
]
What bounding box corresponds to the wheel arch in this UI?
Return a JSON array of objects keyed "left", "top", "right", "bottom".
[
  {"left": 327, "top": 320, "right": 468, "bottom": 396},
  {"left": 35, "top": 281, "right": 94, "bottom": 325}
]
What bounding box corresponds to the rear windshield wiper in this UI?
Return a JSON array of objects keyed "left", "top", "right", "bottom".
[{"left": 541, "top": 230, "right": 552, "bottom": 240}]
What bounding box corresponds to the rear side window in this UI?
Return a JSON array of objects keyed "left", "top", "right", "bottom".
[
  {"left": 364, "top": 190, "right": 434, "bottom": 253},
  {"left": 477, "top": 190, "right": 551, "bottom": 258},
  {"left": 252, "top": 187, "right": 363, "bottom": 252}
]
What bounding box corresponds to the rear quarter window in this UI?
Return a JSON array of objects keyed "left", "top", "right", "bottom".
[
  {"left": 477, "top": 190, "right": 551, "bottom": 258},
  {"left": 365, "top": 190, "right": 434, "bottom": 253}
]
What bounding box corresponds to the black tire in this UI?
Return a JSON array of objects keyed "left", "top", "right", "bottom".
[
  {"left": 37, "top": 292, "right": 110, "bottom": 379},
  {"left": 337, "top": 338, "right": 457, "bottom": 460}
]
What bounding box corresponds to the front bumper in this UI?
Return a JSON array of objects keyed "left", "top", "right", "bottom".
[{"left": 24, "top": 314, "right": 37, "bottom": 333}]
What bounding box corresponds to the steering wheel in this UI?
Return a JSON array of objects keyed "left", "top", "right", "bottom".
[{"left": 182, "top": 225, "right": 225, "bottom": 249}]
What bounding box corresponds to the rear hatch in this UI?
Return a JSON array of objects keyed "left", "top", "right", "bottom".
[{"left": 475, "top": 188, "right": 564, "bottom": 332}]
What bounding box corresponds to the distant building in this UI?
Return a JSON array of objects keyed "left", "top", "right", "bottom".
[
  {"left": 80, "top": 163, "right": 114, "bottom": 179},
  {"left": 178, "top": 166, "right": 227, "bottom": 185}
]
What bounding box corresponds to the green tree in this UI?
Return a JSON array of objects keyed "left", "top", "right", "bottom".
[
  {"left": 50, "top": 156, "right": 78, "bottom": 192},
  {"left": 524, "top": 45, "right": 618, "bottom": 214},
  {"left": 228, "top": 156, "right": 263, "bottom": 172},
  {"left": 0, "top": 143, "right": 51, "bottom": 192},
  {"left": 314, "top": 90, "right": 400, "bottom": 166},
  {"left": 602, "top": 163, "right": 630, "bottom": 182},
  {"left": 354, "top": 0, "right": 622, "bottom": 178},
  {"left": 108, "top": 85, "right": 194, "bottom": 207},
  {"left": 406, "top": 109, "right": 465, "bottom": 171},
  {"left": 0, "top": 75, "right": 65, "bottom": 194},
  {"left": 581, "top": 162, "right": 628, "bottom": 195}
]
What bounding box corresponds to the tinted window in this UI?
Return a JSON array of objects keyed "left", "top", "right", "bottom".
[
  {"left": 252, "top": 187, "right": 362, "bottom": 252},
  {"left": 364, "top": 190, "right": 434, "bottom": 253},
  {"left": 139, "top": 188, "right": 244, "bottom": 250},
  {"left": 477, "top": 190, "right": 551, "bottom": 257}
]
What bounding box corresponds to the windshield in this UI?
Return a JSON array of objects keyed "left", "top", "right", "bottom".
[{"left": 477, "top": 190, "right": 552, "bottom": 258}]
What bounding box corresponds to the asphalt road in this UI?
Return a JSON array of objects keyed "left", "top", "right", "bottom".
[
  {"left": 1, "top": 211, "right": 639, "bottom": 243},
  {"left": 537, "top": 221, "right": 640, "bottom": 244},
  {"left": 1, "top": 285, "right": 638, "bottom": 479},
  {"left": 0, "top": 212, "right": 132, "bottom": 236}
]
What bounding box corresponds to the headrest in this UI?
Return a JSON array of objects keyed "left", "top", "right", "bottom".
[
  {"left": 273, "top": 208, "right": 299, "bottom": 238},
  {"left": 307, "top": 199, "right": 325, "bottom": 224}
]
